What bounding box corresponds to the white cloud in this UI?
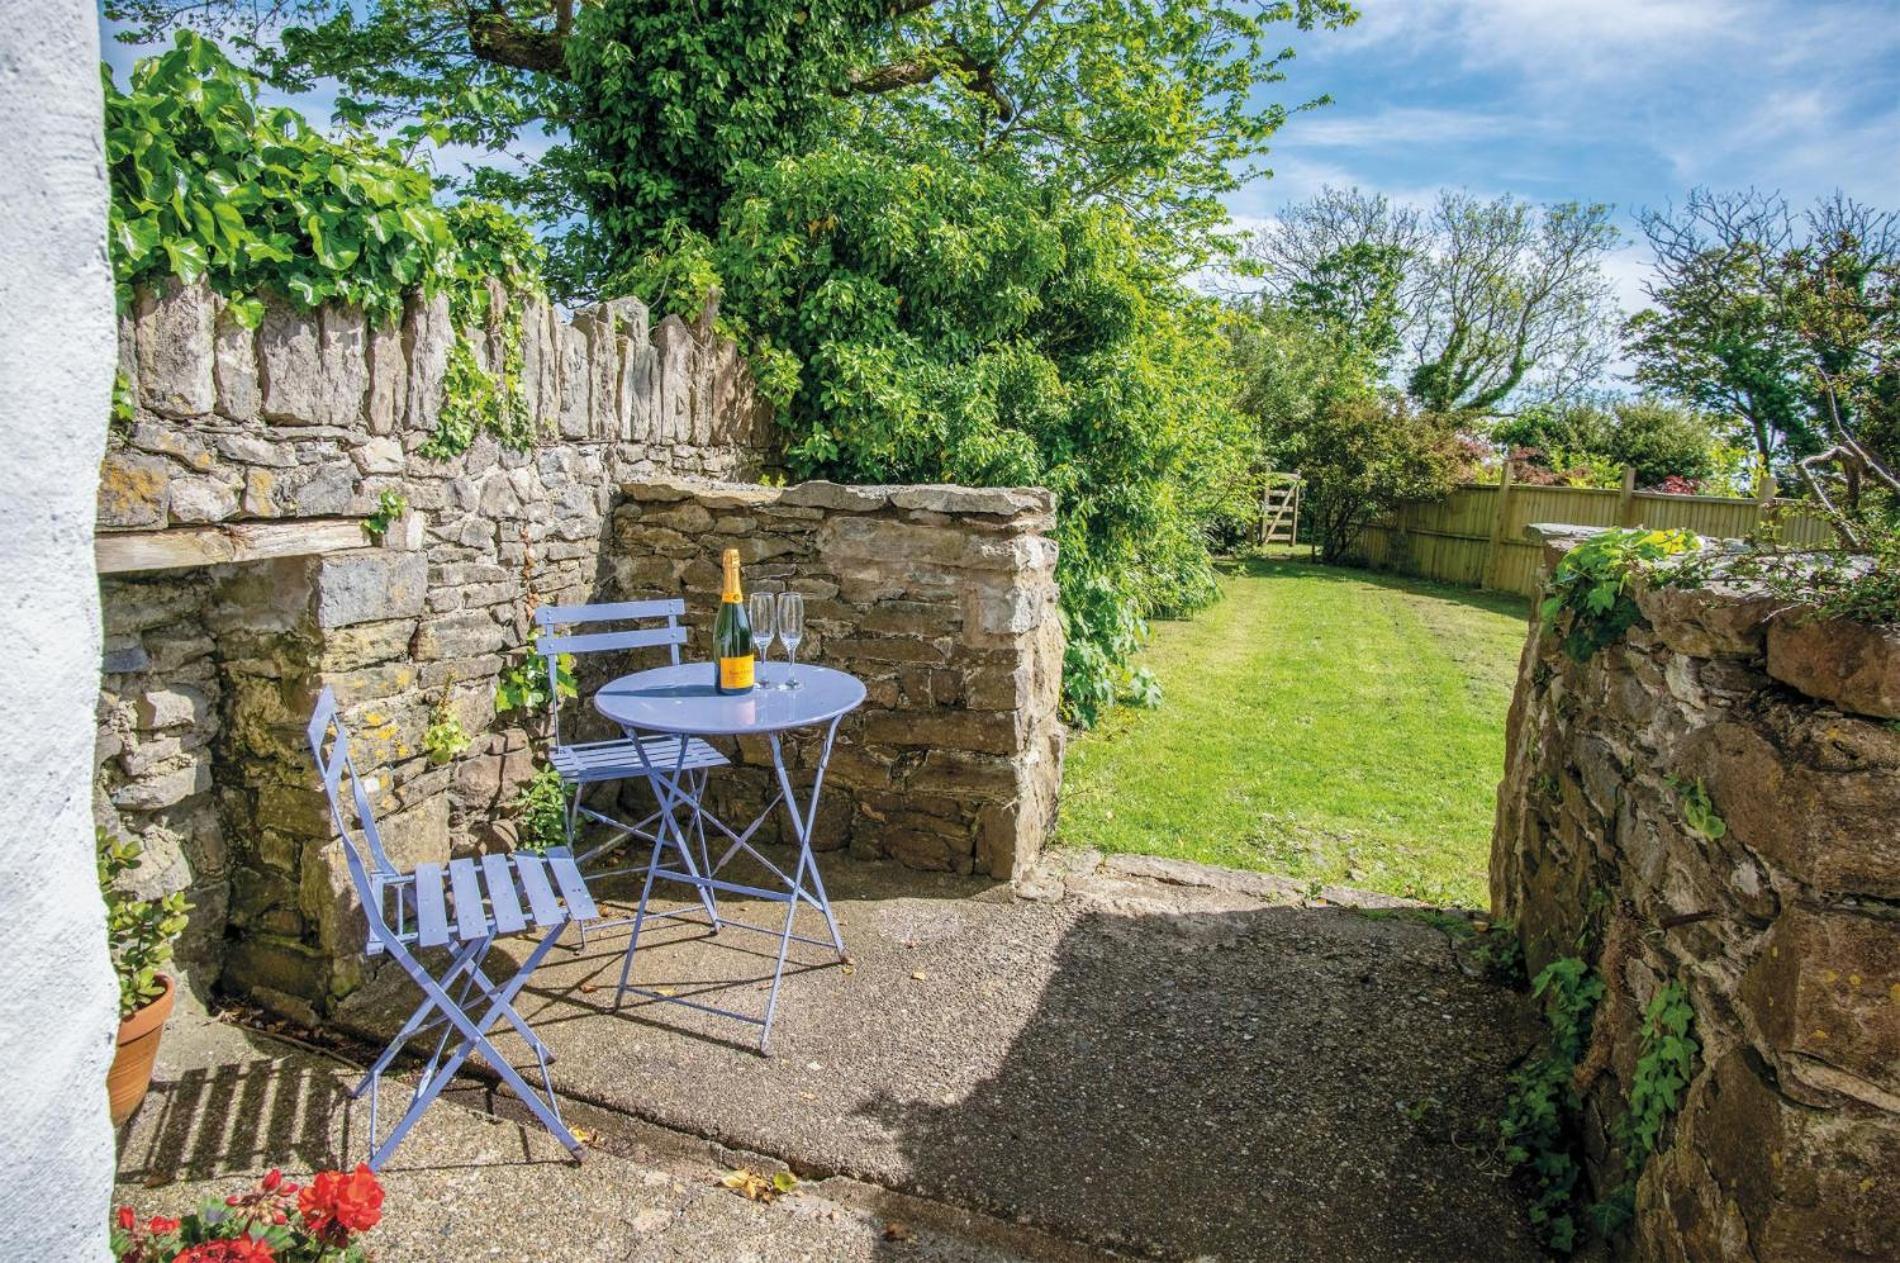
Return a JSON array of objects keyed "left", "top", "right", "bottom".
[{"left": 1288, "top": 105, "right": 1528, "bottom": 149}]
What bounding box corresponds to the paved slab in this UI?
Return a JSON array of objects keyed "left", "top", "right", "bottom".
[
  {"left": 325, "top": 847, "right": 1543, "bottom": 1263},
  {"left": 115, "top": 1006, "right": 1104, "bottom": 1262}
]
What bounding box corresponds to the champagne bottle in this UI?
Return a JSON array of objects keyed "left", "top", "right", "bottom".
[{"left": 712, "top": 547, "right": 755, "bottom": 694}]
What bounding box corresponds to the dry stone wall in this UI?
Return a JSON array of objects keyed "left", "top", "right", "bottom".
[
  {"left": 1493, "top": 527, "right": 1899, "bottom": 1262},
  {"left": 94, "top": 282, "right": 1064, "bottom": 1018},
  {"left": 604, "top": 479, "right": 1065, "bottom": 879},
  {"left": 98, "top": 280, "right": 770, "bottom": 1011}
]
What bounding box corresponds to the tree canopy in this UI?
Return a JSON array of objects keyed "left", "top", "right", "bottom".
[{"left": 106, "top": 0, "right": 1359, "bottom": 723}]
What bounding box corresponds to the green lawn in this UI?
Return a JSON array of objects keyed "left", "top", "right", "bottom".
[{"left": 1059, "top": 553, "right": 1530, "bottom": 908}]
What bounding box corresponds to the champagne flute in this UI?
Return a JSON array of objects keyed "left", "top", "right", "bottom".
[
  {"left": 777, "top": 592, "right": 805, "bottom": 689},
  {"left": 748, "top": 591, "right": 777, "bottom": 687}
]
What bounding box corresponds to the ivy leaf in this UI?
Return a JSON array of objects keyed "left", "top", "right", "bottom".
[
  {"left": 162, "top": 236, "right": 208, "bottom": 282},
  {"left": 225, "top": 294, "right": 265, "bottom": 329},
  {"left": 115, "top": 215, "right": 162, "bottom": 263}
]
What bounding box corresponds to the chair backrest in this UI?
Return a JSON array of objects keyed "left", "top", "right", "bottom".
[
  {"left": 307, "top": 686, "right": 402, "bottom": 949},
  {"left": 533, "top": 598, "right": 688, "bottom": 746}
]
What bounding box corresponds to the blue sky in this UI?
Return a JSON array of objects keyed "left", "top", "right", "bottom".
[
  {"left": 105, "top": 0, "right": 1900, "bottom": 320},
  {"left": 1248, "top": 0, "right": 1900, "bottom": 311}
]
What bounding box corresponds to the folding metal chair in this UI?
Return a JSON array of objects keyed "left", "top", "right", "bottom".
[
  {"left": 307, "top": 686, "right": 597, "bottom": 1170},
  {"left": 534, "top": 599, "right": 729, "bottom": 945}
]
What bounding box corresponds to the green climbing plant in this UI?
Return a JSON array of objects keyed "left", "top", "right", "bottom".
[
  {"left": 105, "top": 32, "right": 545, "bottom": 456},
  {"left": 1540, "top": 529, "right": 1702, "bottom": 662},
  {"left": 494, "top": 626, "right": 577, "bottom": 717},
  {"left": 1592, "top": 982, "right": 1699, "bottom": 1236},
  {"left": 362, "top": 488, "right": 408, "bottom": 541},
  {"left": 421, "top": 695, "right": 472, "bottom": 765},
  {"left": 1498, "top": 956, "right": 1604, "bottom": 1253},
  {"left": 1667, "top": 776, "right": 1728, "bottom": 840}
]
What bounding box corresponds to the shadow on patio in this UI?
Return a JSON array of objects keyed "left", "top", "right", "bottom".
[{"left": 419, "top": 850, "right": 1547, "bottom": 1262}]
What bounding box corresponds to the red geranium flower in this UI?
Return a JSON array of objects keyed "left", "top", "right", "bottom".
[
  {"left": 146, "top": 1216, "right": 180, "bottom": 1235},
  {"left": 118, "top": 1206, "right": 137, "bottom": 1231},
  {"left": 171, "top": 1238, "right": 275, "bottom": 1263},
  {"left": 297, "top": 1164, "right": 384, "bottom": 1239}
]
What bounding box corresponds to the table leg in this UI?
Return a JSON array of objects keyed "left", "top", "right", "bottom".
[{"left": 756, "top": 719, "right": 849, "bottom": 1052}]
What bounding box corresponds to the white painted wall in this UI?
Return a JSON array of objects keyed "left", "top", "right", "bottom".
[{"left": 0, "top": 3, "right": 123, "bottom": 1257}]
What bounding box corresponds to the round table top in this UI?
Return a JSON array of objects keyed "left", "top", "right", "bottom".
[{"left": 593, "top": 662, "right": 867, "bottom": 737}]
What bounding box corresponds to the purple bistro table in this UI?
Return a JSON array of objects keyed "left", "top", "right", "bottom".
[{"left": 593, "top": 660, "right": 865, "bottom": 1050}]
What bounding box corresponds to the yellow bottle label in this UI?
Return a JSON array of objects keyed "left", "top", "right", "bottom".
[{"left": 719, "top": 655, "right": 755, "bottom": 690}]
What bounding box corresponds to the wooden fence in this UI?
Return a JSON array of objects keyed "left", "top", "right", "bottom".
[{"left": 1346, "top": 467, "right": 1837, "bottom": 598}]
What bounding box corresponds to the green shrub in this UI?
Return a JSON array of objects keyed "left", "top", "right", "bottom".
[
  {"left": 621, "top": 145, "right": 1248, "bottom": 725},
  {"left": 98, "top": 827, "right": 191, "bottom": 1019},
  {"left": 510, "top": 766, "right": 572, "bottom": 854},
  {"left": 1498, "top": 956, "right": 1604, "bottom": 1253}
]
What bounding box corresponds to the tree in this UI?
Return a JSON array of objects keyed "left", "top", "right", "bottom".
[
  {"left": 1406, "top": 192, "right": 1619, "bottom": 418},
  {"left": 102, "top": 2, "right": 1360, "bottom": 722},
  {"left": 1244, "top": 187, "right": 1420, "bottom": 364},
  {"left": 111, "top": 0, "right": 1358, "bottom": 294},
  {"left": 1227, "top": 291, "right": 1459, "bottom": 561},
  {"left": 1268, "top": 390, "right": 1458, "bottom": 562},
  {"left": 1625, "top": 188, "right": 1811, "bottom": 473},
  {"left": 1777, "top": 200, "right": 1900, "bottom": 541}
]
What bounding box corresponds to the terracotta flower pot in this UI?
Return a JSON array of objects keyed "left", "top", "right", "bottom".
[{"left": 108, "top": 975, "right": 175, "bottom": 1127}]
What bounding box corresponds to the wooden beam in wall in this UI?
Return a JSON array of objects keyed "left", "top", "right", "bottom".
[{"left": 96, "top": 517, "right": 371, "bottom": 574}]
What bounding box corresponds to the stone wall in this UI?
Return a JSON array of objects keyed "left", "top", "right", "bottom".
[
  {"left": 95, "top": 285, "right": 1065, "bottom": 1018},
  {"left": 97, "top": 282, "right": 771, "bottom": 1011},
  {"left": 1493, "top": 527, "right": 1899, "bottom": 1262},
  {"left": 604, "top": 479, "right": 1065, "bottom": 878}
]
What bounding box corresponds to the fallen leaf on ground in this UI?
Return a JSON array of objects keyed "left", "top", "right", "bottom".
[
  {"left": 579, "top": 982, "right": 598, "bottom": 994},
  {"left": 721, "top": 1167, "right": 795, "bottom": 1203},
  {"left": 910, "top": 970, "right": 927, "bottom": 981},
  {"left": 883, "top": 1220, "right": 914, "bottom": 1242}
]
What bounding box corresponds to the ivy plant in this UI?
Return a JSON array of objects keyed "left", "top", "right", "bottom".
[
  {"left": 1667, "top": 776, "right": 1728, "bottom": 841},
  {"left": 494, "top": 626, "right": 577, "bottom": 716},
  {"left": 1540, "top": 529, "right": 1701, "bottom": 662},
  {"left": 362, "top": 488, "right": 408, "bottom": 541},
  {"left": 421, "top": 698, "right": 472, "bottom": 765},
  {"left": 1592, "top": 983, "right": 1699, "bottom": 1236},
  {"left": 106, "top": 32, "right": 547, "bottom": 457}
]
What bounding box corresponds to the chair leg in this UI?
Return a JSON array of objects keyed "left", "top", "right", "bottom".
[
  {"left": 362, "top": 928, "right": 582, "bottom": 1170},
  {"left": 353, "top": 939, "right": 487, "bottom": 1099},
  {"left": 614, "top": 829, "right": 666, "bottom": 1008}
]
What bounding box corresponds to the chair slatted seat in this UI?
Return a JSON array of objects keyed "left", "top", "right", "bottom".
[{"left": 307, "top": 686, "right": 596, "bottom": 1169}]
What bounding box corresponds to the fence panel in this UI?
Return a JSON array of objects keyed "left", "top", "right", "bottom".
[{"left": 1346, "top": 476, "right": 1834, "bottom": 598}]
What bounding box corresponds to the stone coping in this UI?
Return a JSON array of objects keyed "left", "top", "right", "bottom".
[{"left": 624, "top": 476, "right": 1055, "bottom": 520}]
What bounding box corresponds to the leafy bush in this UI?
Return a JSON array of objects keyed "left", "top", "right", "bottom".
[
  {"left": 1540, "top": 528, "right": 1701, "bottom": 661},
  {"left": 1497, "top": 398, "right": 1723, "bottom": 489},
  {"left": 622, "top": 144, "right": 1249, "bottom": 724},
  {"left": 1272, "top": 392, "right": 1460, "bottom": 563},
  {"left": 98, "top": 827, "right": 191, "bottom": 1020}
]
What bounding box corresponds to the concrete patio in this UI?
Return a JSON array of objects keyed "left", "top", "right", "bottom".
[{"left": 119, "top": 850, "right": 1544, "bottom": 1262}]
